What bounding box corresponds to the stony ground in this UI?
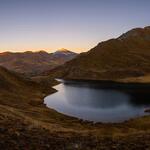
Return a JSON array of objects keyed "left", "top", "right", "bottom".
[{"left": 1, "top": 113, "right": 150, "bottom": 150}]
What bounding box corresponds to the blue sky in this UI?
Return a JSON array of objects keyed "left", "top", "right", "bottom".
[{"left": 0, "top": 0, "right": 150, "bottom": 52}]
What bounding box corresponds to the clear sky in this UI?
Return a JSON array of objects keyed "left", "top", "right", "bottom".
[{"left": 0, "top": 0, "right": 150, "bottom": 53}]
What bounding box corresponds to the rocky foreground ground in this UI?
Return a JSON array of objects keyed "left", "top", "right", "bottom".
[{"left": 1, "top": 113, "right": 150, "bottom": 150}]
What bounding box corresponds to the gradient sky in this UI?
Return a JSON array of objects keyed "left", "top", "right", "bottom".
[{"left": 0, "top": 0, "right": 150, "bottom": 53}]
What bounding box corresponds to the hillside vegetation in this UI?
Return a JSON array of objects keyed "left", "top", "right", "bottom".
[{"left": 44, "top": 26, "right": 150, "bottom": 82}]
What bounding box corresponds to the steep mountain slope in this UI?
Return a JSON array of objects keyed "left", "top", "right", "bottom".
[
  {"left": 0, "top": 50, "right": 77, "bottom": 76},
  {"left": 47, "top": 26, "right": 150, "bottom": 81}
]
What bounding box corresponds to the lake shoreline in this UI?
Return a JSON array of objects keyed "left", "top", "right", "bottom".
[
  {"left": 56, "top": 78, "right": 150, "bottom": 89},
  {"left": 44, "top": 79, "right": 150, "bottom": 123}
]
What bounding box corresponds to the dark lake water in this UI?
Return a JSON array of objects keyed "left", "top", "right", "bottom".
[{"left": 44, "top": 81, "right": 150, "bottom": 123}]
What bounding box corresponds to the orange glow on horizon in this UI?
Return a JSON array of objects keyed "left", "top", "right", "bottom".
[{"left": 0, "top": 47, "right": 88, "bottom": 54}]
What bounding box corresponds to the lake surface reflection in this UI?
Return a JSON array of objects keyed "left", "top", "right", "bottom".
[{"left": 44, "top": 82, "right": 150, "bottom": 122}]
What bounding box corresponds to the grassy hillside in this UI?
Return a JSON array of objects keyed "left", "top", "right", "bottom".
[{"left": 44, "top": 26, "right": 150, "bottom": 82}]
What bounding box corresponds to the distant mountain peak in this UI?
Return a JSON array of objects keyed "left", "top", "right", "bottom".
[
  {"left": 57, "top": 48, "right": 69, "bottom": 52},
  {"left": 54, "top": 48, "right": 77, "bottom": 55}
]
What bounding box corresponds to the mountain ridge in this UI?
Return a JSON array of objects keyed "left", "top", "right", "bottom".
[
  {"left": 44, "top": 26, "right": 150, "bottom": 82},
  {"left": 0, "top": 49, "right": 77, "bottom": 76}
]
